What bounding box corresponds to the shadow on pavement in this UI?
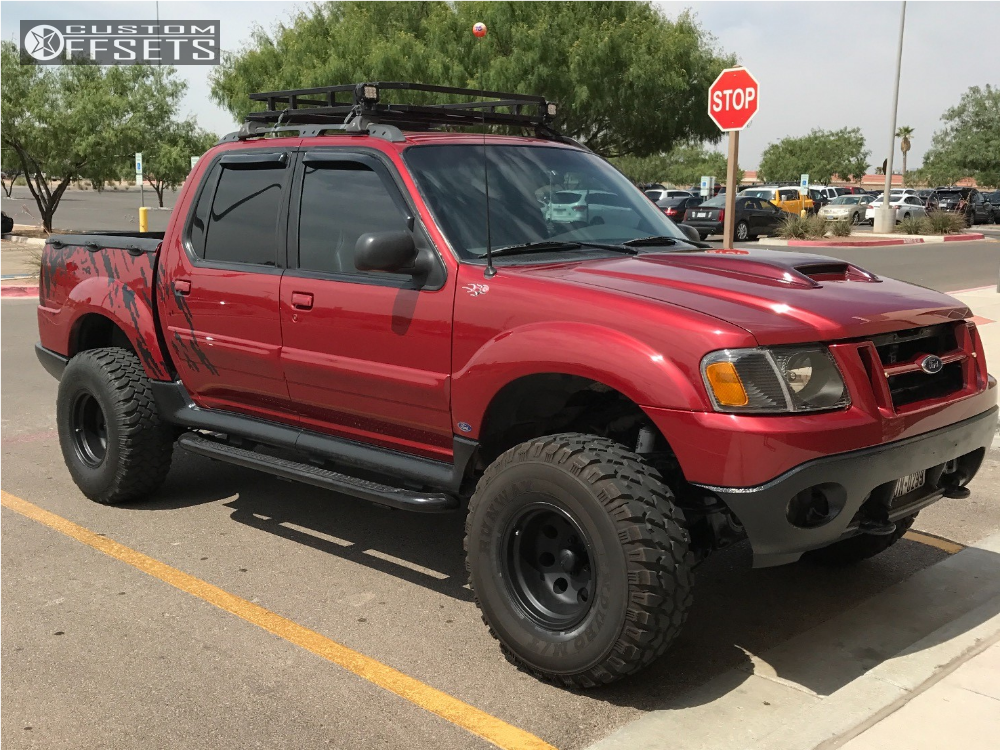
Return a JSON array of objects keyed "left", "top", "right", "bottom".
[{"left": 128, "top": 447, "right": 1000, "bottom": 712}]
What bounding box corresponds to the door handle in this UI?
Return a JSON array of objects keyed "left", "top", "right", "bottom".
[
  {"left": 174, "top": 279, "right": 191, "bottom": 296},
  {"left": 291, "top": 292, "right": 314, "bottom": 310}
]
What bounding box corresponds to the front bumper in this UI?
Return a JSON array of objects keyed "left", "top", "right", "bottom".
[{"left": 696, "top": 406, "right": 997, "bottom": 567}]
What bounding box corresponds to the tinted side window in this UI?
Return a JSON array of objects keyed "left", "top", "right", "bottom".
[
  {"left": 204, "top": 165, "right": 285, "bottom": 266},
  {"left": 187, "top": 162, "right": 222, "bottom": 259},
  {"left": 298, "top": 162, "right": 409, "bottom": 276}
]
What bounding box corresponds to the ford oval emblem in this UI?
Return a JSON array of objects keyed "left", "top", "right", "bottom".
[{"left": 920, "top": 355, "right": 944, "bottom": 374}]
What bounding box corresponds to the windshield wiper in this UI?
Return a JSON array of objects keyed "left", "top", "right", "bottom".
[
  {"left": 488, "top": 240, "right": 639, "bottom": 258},
  {"left": 621, "top": 235, "right": 678, "bottom": 247},
  {"left": 489, "top": 241, "right": 584, "bottom": 258}
]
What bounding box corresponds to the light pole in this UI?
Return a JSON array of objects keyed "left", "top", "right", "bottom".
[{"left": 874, "top": 1, "right": 907, "bottom": 234}]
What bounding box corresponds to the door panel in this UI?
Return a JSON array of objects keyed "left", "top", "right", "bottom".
[
  {"left": 159, "top": 151, "right": 293, "bottom": 421},
  {"left": 279, "top": 150, "right": 455, "bottom": 460}
]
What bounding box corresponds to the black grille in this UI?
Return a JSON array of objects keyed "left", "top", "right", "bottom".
[
  {"left": 870, "top": 324, "right": 964, "bottom": 408},
  {"left": 870, "top": 324, "right": 956, "bottom": 364},
  {"left": 886, "top": 362, "right": 964, "bottom": 407}
]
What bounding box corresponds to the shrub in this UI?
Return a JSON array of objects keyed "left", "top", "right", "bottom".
[
  {"left": 827, "top": 220, "right": 851, "bottom": 237},
  {"left": 778, "top": 213, "right": 829, "bottom": 239},
  {"left": 895, "top": 215, "right": 928, "bottom": 235},
  {"left": 925, "top": 211, "right": 967, "bottom": 234}
]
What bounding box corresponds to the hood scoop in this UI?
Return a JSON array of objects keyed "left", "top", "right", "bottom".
[
  {"left": 794, "top": 262, "right": 881, "bottom": 284},
  {"left": 636, "top": 252, "right": 881, "bottom": 290}
]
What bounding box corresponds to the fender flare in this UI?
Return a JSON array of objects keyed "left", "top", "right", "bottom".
[
  {"left": 451, "top": 321, "right": 707, "bottom": 439},
  {"left": 63, "top": 276, "right": 172, "bottom": 381}
]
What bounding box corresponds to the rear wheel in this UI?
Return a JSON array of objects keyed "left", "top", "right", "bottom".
[
  {"left": 851, "top": 212, "right": 861, "bottom": 225},
  {"left": 734, "top": 221, "right": 750, "bottom": 241},
  {"left": 57, "top": 348, "right": 174, "bottom": 504},
  {"left": 802, "top": 514, "right": 917, "bottom": 566},
  {"left": 465, "top": 434, "right": 693, "bottom": 688}
]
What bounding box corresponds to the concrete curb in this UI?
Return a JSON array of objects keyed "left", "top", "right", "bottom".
[
  {"left": 1, "top": 235, "right": 46, "bottom": 248},
  {"left": 586, "top": 531, "right": 1000, "bottom": 750},
  {"left": 1, "top": 284, "right": 39, "bottom": 298},
  {"left": 763, "top": 232, "right": 987, "bottom": 248}
]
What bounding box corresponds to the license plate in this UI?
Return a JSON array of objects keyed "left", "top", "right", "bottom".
[
  {"left": 694, "top": 211, "right": 708, "bottom": 218},
  {"left": 892, "top": 470, "right": 926, "bottom": 499}
]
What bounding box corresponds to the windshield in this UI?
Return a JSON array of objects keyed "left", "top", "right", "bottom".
[
  {"left": 701, "top": 195, "right": 726, "bottom": 207},
  {"left": 830, "top": 196, "right": 861, "bottom": 205},
  {"left": 742, "top": 189, "right": 774, "bottom": 200},
  {"left": 404, "top": 145, "right": 688, "bottom": 259}
]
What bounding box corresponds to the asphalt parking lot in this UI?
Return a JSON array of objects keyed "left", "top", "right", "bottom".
[{"left": 3, "top": 188, "right": 1000, "bottom": 749}]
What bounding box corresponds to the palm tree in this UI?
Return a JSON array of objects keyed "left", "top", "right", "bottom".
[{"left": 896, "top": 126, "right": 914, "bottom": 186}]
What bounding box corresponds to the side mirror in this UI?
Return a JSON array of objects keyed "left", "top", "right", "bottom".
[
  {"left": 677, "top": 223, "right": 701, "bottom": 244},
  {"left": 355, "top": 231, "right": 418, "bottom": 274}
]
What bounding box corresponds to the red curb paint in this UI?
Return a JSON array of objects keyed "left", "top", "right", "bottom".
[
  {"left": 0, "top": 285, "right": 39, "bottom": 298},
  {"left": 786, "top": 238, "right": 925, "bottom": 247},
  {"left": 944, "top": 233, "right": 985, "bottom": 242}
]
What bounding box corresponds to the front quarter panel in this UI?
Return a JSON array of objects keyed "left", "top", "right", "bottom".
[{"left": 450, "top": 263, "right": 754, "bottom": 438}]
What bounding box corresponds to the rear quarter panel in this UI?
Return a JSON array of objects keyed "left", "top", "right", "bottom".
[{"left": 37, "top": 242, "right": 172, "bottom": 381}]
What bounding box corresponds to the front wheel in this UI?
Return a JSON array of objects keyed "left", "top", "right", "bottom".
[
  {"left": 465, "top": 434, "right": 693, "bottom": 688},
  {"left": 57, "top": 348, "right": 174, "bottom": 504},
  {"left": 851, "top": 212, "right": 861, "bottom": 225}
]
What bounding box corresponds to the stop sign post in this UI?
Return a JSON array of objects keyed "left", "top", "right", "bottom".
[{"left": 708, "top": 67, "right": 759, "bottom": 248}]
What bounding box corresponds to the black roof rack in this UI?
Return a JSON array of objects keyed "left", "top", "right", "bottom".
[{"left": 228, "top": 81, "right": 567, "bottom": 144}]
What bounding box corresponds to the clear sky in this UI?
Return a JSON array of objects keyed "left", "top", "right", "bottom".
[{"left": 3, "top": 1, "right": 997, "bottom": 170}]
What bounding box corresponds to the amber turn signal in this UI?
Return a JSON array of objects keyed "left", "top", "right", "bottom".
[{"left": 704, "top": 361, "right": 749, "bottom": 407}]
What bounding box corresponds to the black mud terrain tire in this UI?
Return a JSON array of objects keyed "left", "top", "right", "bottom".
[
  {"left": 57, "top": 348, "right": 174, "bottom": 504},
  {"left": 802, "top": 514, "right": 917, "bottom": 566},
  {"left": 465, "top": 433, "right": 693, "bottom": 688}
]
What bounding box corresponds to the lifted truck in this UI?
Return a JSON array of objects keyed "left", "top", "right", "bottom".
[{"left": 36, "top": 83, "right": 997, "bottom": 688}]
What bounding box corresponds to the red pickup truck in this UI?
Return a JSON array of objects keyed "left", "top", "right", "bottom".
[{"left": 36, "top": 83, "right": 996, "bottom": 688}]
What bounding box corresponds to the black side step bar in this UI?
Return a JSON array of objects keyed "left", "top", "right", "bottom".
[{"left": 177, "top": 433, "right": 459, "bottom": 513}]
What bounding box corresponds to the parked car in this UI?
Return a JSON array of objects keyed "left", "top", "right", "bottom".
[
  {"left": 925, "top": 187, "right": 996, "bottom": 226},
  {"left": 865, "top": 194, "right": 927, "bottom": 223},
  {"left": 645, "top": 188, "right": 694, "bottom": 203},
  {"left": 1, "top": 211, "right": 13, "bottom": 235},
  {"left": 818, "top": 194, "right": 874, "bottom": 225},
  {"left": 688, "top": 183, "right": 723, "bottom": 197},
  {"left": 546, "top": 189, "right": 640, "bottom": 228},
  {"left": 837, "top": 186, "right": 868, "bottom": 195},
  {"left": 740, "top": 185, "right": 813, "bottom": 215},
  {"left": 680, "top": 194, "right": 785, "bottom": 240},
  {"left": 656, "top": 195, "right": 703, "bottom": 220},
  {"left": 985, "top": 190, "right": 1000, "bottom": 209},
  {"left": 916, "top": 189, "right": 933, "bottom": 201},
  {"left": 33, "top": 81, "right": 997, "bottom": 689}
]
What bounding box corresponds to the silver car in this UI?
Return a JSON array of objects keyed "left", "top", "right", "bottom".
[{"left": 818, "top": 194, "right": 873, "bottom": 225}]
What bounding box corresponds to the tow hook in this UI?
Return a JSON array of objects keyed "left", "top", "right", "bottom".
[{"left": 859, "top": 519, "right": 897, "bottom": 536}]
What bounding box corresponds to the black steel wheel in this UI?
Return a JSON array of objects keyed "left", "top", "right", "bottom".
[
  {"left": 57, "top": 347, "right": 174, "bottom": 504},
  {"left": 70, "top": 392, "right": 108, "bottom": 468},
  {"left": 466, "top": 433, "right": 693, "bottom": 688},
  {"left": 504, "top": 503, "right": 595, "bottom": 630}
]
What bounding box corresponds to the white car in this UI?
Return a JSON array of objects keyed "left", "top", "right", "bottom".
[
  {"left": 865, "top": 194, "right": 927, "bottom": 223},
  {"left": 644, "top": 188, "right": 694, "bottom": 202},
  {"left": 546, "top": 190, "right": 641, "bottom": 227}
]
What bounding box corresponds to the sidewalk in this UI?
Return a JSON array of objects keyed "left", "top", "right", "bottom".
[
  {"left": 1, "top": 238, "right": 41, "bottom": 294},
  {"left": 587, "top": 533, "right": 1000, "bottom": 750},
  {"left": 953, "top": 286, "right": 1000, "bottom": 368},
  {"left": 836, "top": 638, "right": 1000, "bottom": 750}
]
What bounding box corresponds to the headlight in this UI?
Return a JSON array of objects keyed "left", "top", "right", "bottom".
[{"left": 701, "top": 347, "right": 850, "bottom": 413}]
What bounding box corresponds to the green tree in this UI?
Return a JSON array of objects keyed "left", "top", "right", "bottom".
[
  {"left": 1, "top": 149, "right": 22, "bottom": 198},
  {"left": 145, "top": 122, "right": 217, "bottom": 207},
  {"left": 210, "top": 1, "right": 735, "bottom": 158},
  {"left": 895, "top": 125, "right": 913, "bottom": 187},
  {"left": 921, "top": 85, "right": 1000, "bottom": 187},
  {"left": 0, "top": 41, "right": 185, "bottom": 230},
  {"left": 611, "top": 143, "right": 742, "bottom": 187},
  {"left": 758, "top": 128, "right": 870, "bottom": 184}
]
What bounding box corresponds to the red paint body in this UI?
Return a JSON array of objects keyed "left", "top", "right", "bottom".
[{"left": 37, "top": 132, "right": 997, "bottom": 486}]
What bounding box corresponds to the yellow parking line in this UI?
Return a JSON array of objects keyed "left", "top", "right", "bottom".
[
  {"left": 903, "top": 530, "right": 965, "bottom": 554},
  {"left": 0, "top": 491, "right": 557, "bottom": 750}
]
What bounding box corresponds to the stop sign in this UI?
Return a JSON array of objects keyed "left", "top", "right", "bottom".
[{"left": 708, "top": 67, "right": 759, "bottom": 131}]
